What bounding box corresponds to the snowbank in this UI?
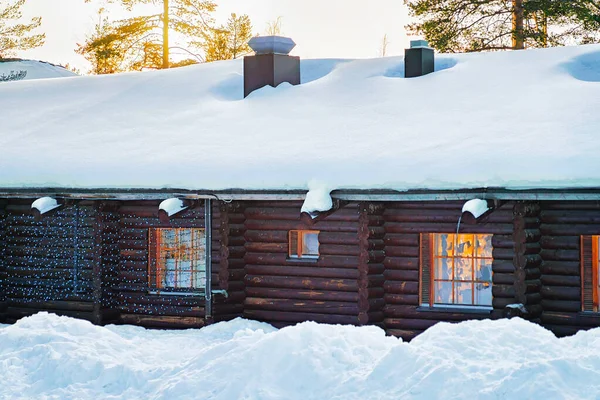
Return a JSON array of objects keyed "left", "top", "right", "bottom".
[
  {"left": 2, "top": 313, "right": 600, "bottom": 399},
  {"left": 0, "top": 45, "right": 599, "bottom": 191},
  {"left": 0, "top": 59, "right": 77, "bottom": 81}
]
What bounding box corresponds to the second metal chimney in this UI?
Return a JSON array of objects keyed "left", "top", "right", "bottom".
[{"left": 405, "top": 40, "right": 434, "bottom": 78}]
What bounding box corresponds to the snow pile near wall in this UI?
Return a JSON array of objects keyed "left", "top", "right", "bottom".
[
  {"left": 2, "top": 313, "right": 600, "bottom": 399},
  {"left": 0, "top": 60, "right": 77, "bottom": 81},
  {"left": 0, "top": 45, "right": 599, "bottom": 190}
]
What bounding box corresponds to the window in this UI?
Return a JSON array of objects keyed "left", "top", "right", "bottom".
[
  {"left": 148, "top": 228, "right": 206, "bottom": 291},
  {"left": 420, "top": 233, "right": 493, "bottom": 308},
  {"left": 289, "top": 230, "right": 320, "bottom": 259},
  {"left": 581, "top": 235, "right": 599, "bottom": 312}
]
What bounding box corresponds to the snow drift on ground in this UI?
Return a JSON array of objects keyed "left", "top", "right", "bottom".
[
  {"left": 0, "top": 60, "right": 77, "bottom": 81},
  {"left": 2, "top": 313, "right": 600, "bottom": 399},
  {"left": 0, "top": 45, "right": 599, "bottom": 191}
]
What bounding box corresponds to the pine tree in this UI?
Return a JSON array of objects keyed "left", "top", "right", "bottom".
[
  {"left": 85, "top": 0, "right": 216, "bottom": 68},
  {"left": 0, "top": 0, "right": 45, "bottom": 58},
  {"left": 405, "top": 0, "right": 600, "bottom": 52},
  {"left": 204, "top": 13, "right": 252, "bottom": 62}
]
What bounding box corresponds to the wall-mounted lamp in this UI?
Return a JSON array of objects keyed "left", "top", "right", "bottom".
[
  {"left": 158, "top": 198, "right": 188, "bottom": 222},
  {"left": 31, "top": 197, "right": 61, "bottom": 218}
]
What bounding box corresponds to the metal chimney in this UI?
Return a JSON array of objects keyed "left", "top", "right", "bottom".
[
  {"left": 404, "top": 40, "right": 434, "bottom": 78},
  {"left": 243, "top": 36, "right": 300, "bottom": 98}
]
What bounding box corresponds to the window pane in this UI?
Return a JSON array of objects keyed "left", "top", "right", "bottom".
[
  {"left": 475, "top": 234, "right": 493, "bottom": 258},
  {"left": 434, "top": 257, "right": 452, "bottom": 280},
  {"left": 435, "top": 234, "right": 454, "bottom": 258},
  {"left": 302, "top": 232, "right": 319, "bottom": 256},
  {"left": 454, "top": 282, "right": 473, "bottom": 305},
  {"left": 434, "top": 281, "right": 453, "bottom": 304},
  {"left": 474, "top": 282, "right": 492, "bottom": 306},
  {"left": 475, "top": 258, "right": 493, "bottom": 283},
  {"left": 454, "top": 257, "right": 473, "bottom": 281},
  {"left": 455, "top": 234, "right": 474, "bottom": 257}
]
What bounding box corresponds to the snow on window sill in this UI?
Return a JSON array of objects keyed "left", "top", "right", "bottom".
[
  {"left": 287, "top": 256, "right": 319, "bottom": 263},
  {"left": 578, "top": 311, "right": 600, "bottom": 319},
  {"left": 417, "top": 304, "right": 493, "bottom": 315},
  {"left": 148, "top": 290, "right": 205, "bottom": 297}
]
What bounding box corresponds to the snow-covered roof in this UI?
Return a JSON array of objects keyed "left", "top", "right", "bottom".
[
  {"left": 1, "top": 45, "right": 599, "bottom": 192},
  {"left": 0, "top": 59, "right": 77, "bottom": 82}
]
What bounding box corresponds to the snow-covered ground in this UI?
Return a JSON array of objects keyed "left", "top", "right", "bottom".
[
  {"left": 0, "top": 60, "right": 77, "bottom": 81},
  {"left": 2, "top": 313, "right": 600, "bottom": 399},
  {"left": 0, "top": 45, "right": 599, "bottom": 191}
]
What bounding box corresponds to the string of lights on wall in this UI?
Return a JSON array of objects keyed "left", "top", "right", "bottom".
[{"left": 0, "top": 200, "right": 219, "bottom": 318}]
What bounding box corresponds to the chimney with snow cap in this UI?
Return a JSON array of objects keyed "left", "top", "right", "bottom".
[
  {"left": 243, "top": 36, "right": 300, "bottom": 98},
  {"left": 404, "top": 39, "right": 434, "bottom": 78}
]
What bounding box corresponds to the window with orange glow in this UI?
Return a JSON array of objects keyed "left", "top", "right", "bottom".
[
  {"left": 148, "top": 228, "right": 206, "bottom": 290},
  {"left": 431, "top": 233, "right": 493, "bottom": 306},
  {"left": 289, "top": 230, "right": 320, "bottom": 259},
  {"left": 581, "top": 235, "right": 599, "bottom": 312}
]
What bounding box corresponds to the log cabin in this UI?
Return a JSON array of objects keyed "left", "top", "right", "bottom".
[{"left": 0, "top": 37, "right": 599, "bottom": 340}]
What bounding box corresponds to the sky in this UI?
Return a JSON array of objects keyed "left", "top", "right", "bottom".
[{"left": 16, "top": 0, "right": 412, "bottom": 72}]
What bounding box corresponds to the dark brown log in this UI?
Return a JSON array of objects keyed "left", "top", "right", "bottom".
[
  {"left": 384, "top": 269, "right": 419, "bottom": 282},
  {"left": 384, "top": 293, "right": 419, "bottom": 306},
  {"left": 245, "top": 297, "right": 359, "bottom": 315},
  {"left": 120, "top": 314, "right": 205, "bottom": 328},
  {"left": 540, "top": 299, "right": 581, "bottom": 313},
  {"left": 243, "top": 309, "right": 359, "bottom": 325},
  {"left": 541, "top": 261, "right": 580, "bottom": 276},
  {"left": 384, "top": 281, "right": 419, "bottom": 295},
  {"left": 541, "top": 274, "right": 580, "bottom": 287},
  {"left": 245, "top": 265, "right": 359, "bottom": 279},
  {"left": 385, "top": 246, "right": 419, "bottom": 258},
  {"left": 245, "top": 287, "right": 359, "bottom": 302},
  {"left": 384, "top": 317, "right": 439, "bottom": 331},
  {"left": 540, "top": 236, "right": 580, "bottom": 250},
  {"left": 245, "top": 275, "right": 358, "bottom": 292},
  {"left": 540, "top": 285, "right": 580, "bottom": 301}
]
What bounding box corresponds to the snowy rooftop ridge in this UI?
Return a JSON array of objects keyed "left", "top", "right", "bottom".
[{"left": 0, "top": 45, "right": 599, "bottom": 191}]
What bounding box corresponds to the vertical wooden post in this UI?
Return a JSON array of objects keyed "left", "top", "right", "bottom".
[
  {"left": 357, "top": 203, "right": 386, "bottom": 326},
  {"left": 512, "top": 202, "right": 542, "bottom": 320},
  {"left": 204, "top": 199, "right": 213, "bottom": 323},
  {"left": 162, "top": 0, "right": 169, "bottom": 69},
  {"left": 92, "top": 202, "right": 105, "bottom": 325},
  {"left": 0, "top": 200, "right": 7, "bottom": 322}
]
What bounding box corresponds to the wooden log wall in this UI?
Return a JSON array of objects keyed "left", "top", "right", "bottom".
[
  {"left": 0, "top": 200, "right": 7, "bottom": 322},
  {"left": 539, "top": 201, "right": 600, "bottom": 336},
  {"left": 243, "top": 201, "right": 364, "bottom": 327},
  {"left": 1, "top": 199, "right": 98, "bottom": 322},
  {"left": 381, "top": 201, "right": 516, "bottom": 340},
  {"left": 213, "top": 201, "right": 246, "bottom": 322},
  {"left": 115, "top": 201, "right": 223, "bottom": 329}
]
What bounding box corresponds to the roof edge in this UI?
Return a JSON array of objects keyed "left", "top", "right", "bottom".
[{"left": 1, "top": 188, "right": 600, "bottom": 201}]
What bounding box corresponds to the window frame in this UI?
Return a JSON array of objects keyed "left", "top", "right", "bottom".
[
  {"left": 420, "top": 232, "right": 494, "bottom": 310},
  {"left": 148, "top": 227, "right": 207, "bottom": 294},
  {"left": 288, "top": 229, "right": 320, "bottom": 260},
  {"left": 581, "top": 235, "right": 599, "bottom": 312}
]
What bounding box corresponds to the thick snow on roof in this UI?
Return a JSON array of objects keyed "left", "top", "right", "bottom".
[
  {"left": 3, "top": 313, "right": 600, "bottom": 399},
  {"left": 1, "top": 45, "right": 599, "bottom": 191},
  {"left": 0, "top": 59, "right": 77, "bottom": 81}
]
